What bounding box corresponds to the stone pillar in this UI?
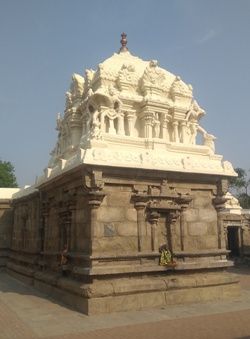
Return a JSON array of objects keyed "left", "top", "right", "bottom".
[
  {"left": 167, "top": 211, "right": 179, "bottom": 252},
  {"left": 173, "top": 121, "right": 179, "bottom": 142},
  {"left": 177, "top": 196, "right": 192, "bottom": 251},
  {"left": 108, "top": 118, "right": 116, "bottom": 135},
  {"left": 144, "top": 113, "right": 153, "bottom": 138},
  {"left": 70, "top": 118, "right": 82, "bottom": 147},
  {"left": 179, "top": 207, "right": 187, "bottom": 251},
  {"left": 88, "top": 191, "right": 105, "bottom": 255},
  {"left": 149, "top": 211, "right": 160, "bottom": 252},
  {"left": 65, "top": 217, "right": 71, "bottom": 248},
  {"left": 117, "top": 112, "right": 125, "bottom": 135},
  {"left": 69, "top": 201, "right": 77, "bottom": 251},
  {"left": 218, "top": 211, "right": 226, "bottom": 249},
  {"left": 135, "top": 201, "right": 146, "bottom": 252},
  {"left": 42, "top": 203, "right": 49, "bottom": 252},
  {"left": 213, "top": 197, "right": 227, "bottom": 249},
  {"left": 162, "top": 115, "right": 169, "bottom": 141},
  {"left": 126, "top": 112, "right": 134, "bottom": 136}
]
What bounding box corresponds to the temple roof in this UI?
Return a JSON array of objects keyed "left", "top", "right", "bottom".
[
  {"left": 85, "top": 49, "right": 193, "bottom": 107},
  {"left": 33, "top": 33, "right": 236, "bottom": 187}
]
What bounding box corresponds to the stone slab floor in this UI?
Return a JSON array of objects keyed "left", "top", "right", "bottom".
[{"left": 1, "top": 266, "right": 250, "bottom": 339}]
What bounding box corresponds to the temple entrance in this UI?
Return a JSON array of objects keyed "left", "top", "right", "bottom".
[{"left": 227, "top": 226, "right": 240, "bottom": 257}]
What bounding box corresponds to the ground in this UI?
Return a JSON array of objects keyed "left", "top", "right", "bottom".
[{"left": 1, "top": 265, "right": 250, "bottom": 339}]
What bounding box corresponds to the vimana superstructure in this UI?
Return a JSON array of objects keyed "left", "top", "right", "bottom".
[{"left": 4, "top": 34, "right": 240, "bottom": 314}]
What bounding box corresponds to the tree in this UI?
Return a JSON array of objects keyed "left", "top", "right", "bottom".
[
  {"left": 0, "top": 160, "right": 18, "bottom": 187},
  {"left": 229, "top": 167, "right": 250, "bottom": 209}
]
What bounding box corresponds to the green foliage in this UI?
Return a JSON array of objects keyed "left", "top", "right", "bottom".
[
  {"left": 238, "top": 193, "right": 250, "bottom": 209},
  {"left": 0, "top": 160, "right": 18, "bottom": 188},
  {"left": 229, "top": 167, "right": 250, "bottom": 209},
  {"left": 229, "top": 168, "right": 250, "bottom": 195}
]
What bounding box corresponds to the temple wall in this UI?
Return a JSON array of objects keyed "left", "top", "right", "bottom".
[
  {"left": 0, "top": 188, "right": 19, "bottom": 268},
  {"left": 92, "top": 182, "right": 220, "bottom": 256},
  {"left": 5, "top": 166, "right": 240, "bottom": 314},
  {"left": 11, "top": 195, "right": 40, "bottom": 253},
  {"left": 0, "top": 199, "right": 13, "bottom": 267},
  {"left": 94, "top": 185, "right": 138, "bottom": 254},
  {"left": 185, "top": 190, "right": 218, "bottom": 251}
]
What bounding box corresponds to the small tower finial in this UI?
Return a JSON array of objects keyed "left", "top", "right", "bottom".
[{"left": 119, "top": 32, "right": 128, "bottom": 53}]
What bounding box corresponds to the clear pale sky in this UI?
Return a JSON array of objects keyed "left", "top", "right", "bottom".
[{"left": 0, "top": 0, "right": 249, "bottom": 187}]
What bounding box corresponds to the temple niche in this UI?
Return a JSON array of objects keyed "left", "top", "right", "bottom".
[{"left": 7, "top": 34, "right": 241, "bottom": 315}]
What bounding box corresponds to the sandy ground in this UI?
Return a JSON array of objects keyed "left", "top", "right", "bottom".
[{"left": 1, "top": 265, "right": 250, "bottom": 339}]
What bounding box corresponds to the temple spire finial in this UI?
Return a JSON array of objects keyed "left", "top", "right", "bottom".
[{"left": 119, "top": 32, "right": 128, "bottom": 53}]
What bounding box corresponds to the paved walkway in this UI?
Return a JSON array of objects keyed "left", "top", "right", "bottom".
[{"left": 0, "top": 266, "right": 250, "bottom": 339}]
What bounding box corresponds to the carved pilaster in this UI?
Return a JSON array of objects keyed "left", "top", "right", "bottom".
[
  {"left": 177, "top": 196, "right": 192, "bottom": 251},
  {"left": 58, "top": 209, "right": 71, "bottom": 250},
  {"left": 134, "top": 200, "right": 147, "bottom": 252},
  {"left": 41, "top": 202, "right": 50, "bottom": 252},
  {"left": 173, "top": 121, "right": 179, "bottom": 142},
  {"left": 108, "top": 118, "right": 116, "bottom": 134},
  {"left": 213, "top": 196, "right": 228, "bottom": 249},
  {"left": 68, "top": 192, "right": 77, "bottom": 251},
  {"left": 83, "top": 170, "right": 105, "bottom": 255},
  {"left": 161, "top": 115, "right": 169, "bottom": 141},
  {"left": 88, "top": 191, "right": 105, "bottom": 255},
  {"left": 126, "top": 111, "right": 134, "bottom": 136},
  {"left": 83, "top": 170, "right": 104, "bottom": 192},
  {"left": 132, "top": 188, "right": 148, "bottom": 252},
  {"left": 167, "top": 210, "right": 180, "bottom": 252},
  {"left": 149, "top": 211, "right": 160, "bottom": 252},
  {"left": 217, "top": 179, "right": 229, "bottom": 196},
  {"left": 117, "top": 112, "right": 125, "bottom": 135},
  {"left": 69, "top": 117, "right": 82, "bottom": 147},
  {"left": 144, "top": 112, "right": 153, "bottom": 138}
]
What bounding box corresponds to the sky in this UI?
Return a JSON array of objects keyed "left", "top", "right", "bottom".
[{"left": 0, "top": 0, "right": 250, "bottom": 187}]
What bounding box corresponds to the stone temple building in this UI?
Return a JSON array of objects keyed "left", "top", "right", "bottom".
[{"left": 1, "top": 34, "right": 248, "bottom": 314}]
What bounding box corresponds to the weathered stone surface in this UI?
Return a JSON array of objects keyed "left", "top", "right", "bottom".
[
  {"left": 199, "top": 208, "right": 217, "bottom": 222},
  {"left": 93, "top": 223, "right": 104, "bottom": 237},
  {"left": 207, "top": 222, "right": 217, "bottom": 235},
  {"left": 125, "top": 208, "right": 137, "bottom": 222},
  {"left": 185, "top": 209, "right": 199, "bottom": 222},
  {"left": 204, "top": 236, "right": 219, "bottom": 249},
  {"left": 116, "top": 222, "right": 137, "bottom": 236},
  {"left": 92, "top": 236, "right": 138, "bottom": 254},
  {"left": 98, "top": 207, "right": 125, "bottom": 222},
  {"left": 106, "top": 191, "right": 131, "bottom": 206},
  {"left": 188, "top": 222, "right": 207, "bottom": 236},
  {"left": 193, "top": 193, "right": 212, "bottom": 208},
  {"left": 75, "top": 208, "right": 87, "bottom": 224}
]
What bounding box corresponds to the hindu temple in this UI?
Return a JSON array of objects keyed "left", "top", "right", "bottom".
[{"left": 0, "top": 34, "right": 243, "bottom": 314}]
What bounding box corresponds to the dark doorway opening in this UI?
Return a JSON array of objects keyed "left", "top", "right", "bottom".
[{"left": 227, "top": 226, "right": 240, "bottom": 257}]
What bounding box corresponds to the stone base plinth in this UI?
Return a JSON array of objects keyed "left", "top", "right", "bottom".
[
  {"left": 6, "top": 262, "right": 240, "bottom": 315},
  {"left": 87, "top": 280, "right": 240, "bottom": 315}
]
